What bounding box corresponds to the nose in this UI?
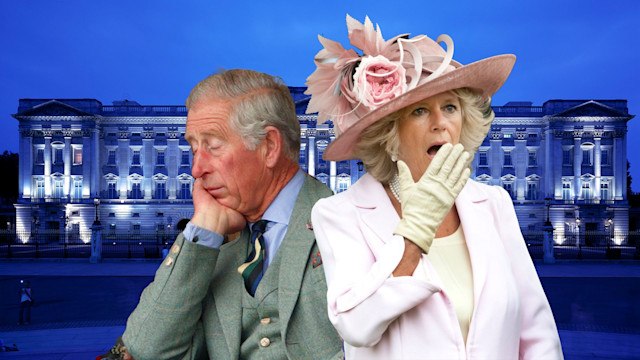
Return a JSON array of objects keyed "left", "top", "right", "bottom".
[
  {"left": 430, "top": 108, "right": 446, "bottom": 132},
  {"left": 191, "top": 150, "right": 209, "bottom": 179}
]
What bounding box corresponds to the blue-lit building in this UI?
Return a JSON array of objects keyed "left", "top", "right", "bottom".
[{"left": 13, "top": 91, "right": 633, "bottom": 244}]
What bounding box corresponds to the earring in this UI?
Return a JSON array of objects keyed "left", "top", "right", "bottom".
[{"left": 391, "top": 154, "right": 397, "bottom": 162}]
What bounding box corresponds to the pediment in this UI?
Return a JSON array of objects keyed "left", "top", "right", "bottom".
[
  {"left": 551, "top": 101, "right": 627, "bottom": 118},
  {"left": 15, "top": 100, "right": 95, "bottom": 118}
]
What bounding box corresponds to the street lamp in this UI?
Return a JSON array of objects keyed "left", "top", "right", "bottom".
[
  {"left": 93, "top": 197, "right": 101, "bottom": 225},
  {"left": 544, "top": 197, "right": 552, "bottom": 227}
]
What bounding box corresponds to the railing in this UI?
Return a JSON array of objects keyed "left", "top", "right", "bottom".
[
  {"left": 0, "top": 229, "right": 180, "bottom": 259},
  {"left": 522, "top": 231, "right": 640, "bottom": 260},
  {"left": 1, "top": 229, "right": 638, "bottom": 260},
  {"left": 101, "top": 105, "right": 187, "bottom": 116}
]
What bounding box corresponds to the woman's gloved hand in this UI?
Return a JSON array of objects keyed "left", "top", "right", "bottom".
[{"left": 393, "top": 143, "right": 470, "bottom": 254}]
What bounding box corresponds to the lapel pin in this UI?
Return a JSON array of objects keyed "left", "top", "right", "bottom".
[{"left": 306, "top": 222, "right": 313, "bottom": 230}]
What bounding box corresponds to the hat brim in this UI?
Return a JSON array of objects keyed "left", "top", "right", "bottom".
[{"left": 322, "top": 54, "right": 516, "bottom": 161}]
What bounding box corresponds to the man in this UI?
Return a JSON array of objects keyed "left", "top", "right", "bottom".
[{"left": 119, "top": 70, "right": 342, "bottom": 359}]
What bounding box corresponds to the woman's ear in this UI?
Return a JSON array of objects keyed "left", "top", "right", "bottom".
[{"left": 262, "top": 126, "right": 283, "bottom": 168}]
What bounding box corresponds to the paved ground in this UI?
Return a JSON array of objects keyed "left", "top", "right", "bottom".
[{"left": 0, "top": 260, "right": 639, "bottom": 359}]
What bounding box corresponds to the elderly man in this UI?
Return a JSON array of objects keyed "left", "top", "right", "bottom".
[{"left": 117, "top": 70, "right": 342, "bottom": 359}]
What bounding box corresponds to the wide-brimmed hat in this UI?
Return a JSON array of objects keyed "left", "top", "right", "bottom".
[{"left": 305, "top": 15, "right": 515, "bottom": 161}]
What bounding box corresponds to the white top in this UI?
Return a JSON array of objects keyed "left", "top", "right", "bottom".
[{"left": 425, "top": 225, "right": 474, "bottom": 343}]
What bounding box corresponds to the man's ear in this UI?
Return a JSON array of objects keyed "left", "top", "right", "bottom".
[{"left": 262, "top": 126, "right": 283, "bottom": 168}]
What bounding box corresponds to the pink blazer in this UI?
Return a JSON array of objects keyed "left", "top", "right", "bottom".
[{"left": 312, "top": 174, "right": 563, "bottom": 359}]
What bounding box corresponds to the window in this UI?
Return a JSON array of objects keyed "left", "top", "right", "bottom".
[
  {"left": 157, "top": 223, "right": 165, "bottom": 231},
  {"left": 108, "top": 150, "right": 116, "bottom": 165},
  {"left": 131, "top": 183, "right": 142, "bottom": 199},
  {"left": 156, "top": 182, "right": 166, "bottom": 199},
  {"left": 581, "top": 182, "right": 591, "bottom": 199},
  {"left": 582, "top": 149, "right": 591, "bottom": 165},
  {"left": 107, "top": 182, "right": 118, "bottom": 199},
  {"left": 181, "top": 150, "right": 190, "bottom": 165},
  {"left": 109, "top": 224, "right": 116, "bottom": 232},
  {"left": 318, "top": 147, "right": 327, "bottom": 167},
  {"left": 601, "top": 149, "right": 609, "bottom": 166},
  {"left": 600, "top": 183, "right": 609, "bottom": 200},
  {"left": 54, "top": 148, "right": 64, "bottom": 164},
  {"left": 527, "top": 183, "right": 537, "bottom": 200},
  {"left": 180, "top": 182, "right": 191, "bottom": 199},
  {"left": 36, "top": 180, "right": 45, "bottom": 198},
  {"left": 132, "top": 150, "right": 140, "bottom": 165},
  {"left": 563, "top": 182, "right": 571, "bottom": 200},
  {"left": 503, "top": 133, "right": 512, "bottom": 139},
  {"left": 563, "top": 150, "right": 572, "bottom": 165},
  {"left": 528, "top": 133, "right": 537, "bottom": 138},
  {"left": 503, "top": 151, "right": 512, "bottom": 167},
  {"left": 73, "top": 179, "right": 82, "bottom": 199},
  {"left": 157, "top": 150, "right": 165, "bottom": 165},
  {"left": 35, "top": 148, "right": 44, "bottom": 164},
  {"left": 502, "top": 182, "right": 514, "bottom": 199},
  {"left": 73, "top": 147, "right": 82, "bottom": 165},
  {"left": 53, "top": 179, "right": 64, "bottom": 198},
  {"left": 478, "top": 151, "right": 488, "bottom": 166},
  {"left": 132, "top": 223, "right": 141, "bottom": 233},
  {"left": 528, "top": 151, "right": 536, "bottom": 166},
  {"left": 529, "top": 213, "right": 536, "bottom": 218},
  {"left": 133, "top": 213, "right": 140, "bottom": 217}
]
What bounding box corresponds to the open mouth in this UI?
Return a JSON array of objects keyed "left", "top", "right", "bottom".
[{"left": 427, "top": 144, "right": 443, "bottom": 157}]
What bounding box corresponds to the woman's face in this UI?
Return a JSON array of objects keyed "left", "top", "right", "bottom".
[{"left": 396, "top": 91, "right": 463, "bottom": 182}]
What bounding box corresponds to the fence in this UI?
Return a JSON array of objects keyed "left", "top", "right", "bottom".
[
  {"left": 522, "top": 231, "right": 640, "bottom": 260},
  {"left": 0, "top": 229, "right": 179, "bottom": 259},
  {"left": 1, "top": 229, "right": 639, "bottom": 260}
]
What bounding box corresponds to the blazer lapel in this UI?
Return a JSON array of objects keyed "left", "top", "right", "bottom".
[
  {"left": 352, "top": 174, "right": 399, "bottom": 245},
  {"left": 278, "top": 176, "right": 325, "bottom": 331},
  {"left": 213, "top": 227, "right": 250, "bottom": 360}
]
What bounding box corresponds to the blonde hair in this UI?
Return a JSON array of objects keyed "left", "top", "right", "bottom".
[{"left": 355, "top": 88, "right": 493, "bottom": 184}]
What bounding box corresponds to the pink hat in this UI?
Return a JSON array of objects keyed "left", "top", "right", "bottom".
[{"left": 305, "top": 15, "right": 516, "bottom": 161}]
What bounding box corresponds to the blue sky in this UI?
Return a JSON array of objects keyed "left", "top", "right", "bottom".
[{"left": 1, "top": 1, "right": 638, "bottom": 189}]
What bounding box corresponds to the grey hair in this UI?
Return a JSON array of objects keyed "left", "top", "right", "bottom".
[
  {"left": 185, "top": 69, "right": 300, "bottom": 162},
  {"left": 355, "top": 88, "right": 493, "bottom": 184}
]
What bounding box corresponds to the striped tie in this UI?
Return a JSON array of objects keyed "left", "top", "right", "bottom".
[{"left": 237, "top": 220, "right": 269, "bottom": 296}]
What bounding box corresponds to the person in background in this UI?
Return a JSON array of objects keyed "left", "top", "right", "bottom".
[
  {"left": 305, "top": 15, "right": 563, "bottom": 359},
  {"left": 18, "top": 280, "right": 33, "bottom": 325}
]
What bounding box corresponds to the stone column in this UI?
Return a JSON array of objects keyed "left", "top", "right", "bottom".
[
  {"left": 90, "top": 221, "right": 103, "bottom": 263},
  {"left": 44, "top": 132, "right": 52, "bottom": 197},
  {"left": 573, "top": 134, "right": 582, "bottom": 200},
  {"left": 64, "top": 135, "right": 72, "bottom": 198},
  {"left": 308, "top": 135, "right": 315, "bottom": 177},
  {"left": 594, "top": 136, "right": 601, "bottom": 200}
]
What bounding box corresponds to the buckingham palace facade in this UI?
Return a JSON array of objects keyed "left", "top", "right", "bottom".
[{"left": 13, "top": 88, "right": 633, "bottom": 244}]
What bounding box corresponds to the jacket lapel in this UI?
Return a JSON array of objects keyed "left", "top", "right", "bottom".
[
  {"left": 213, "top": 227, "right": 250, "bottom": 360},
  {"left": 278, "top": 176, "right": 325, "bottom": 332},
  {"left": 352, "top": 174, "right": 399, "bottom": 245}
]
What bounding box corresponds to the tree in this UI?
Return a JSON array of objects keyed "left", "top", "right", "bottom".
[{"left": 0, "top": 151, "right": 19, "bottom": 204}]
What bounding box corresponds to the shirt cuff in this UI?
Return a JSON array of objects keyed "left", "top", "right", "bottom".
[{"left": 182, "top": 221, "right": 224, "bottom": 249}]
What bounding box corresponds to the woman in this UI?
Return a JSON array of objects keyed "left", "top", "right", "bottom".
[{"left": 305, "top": 15, "right": 563, "bottom": 359}]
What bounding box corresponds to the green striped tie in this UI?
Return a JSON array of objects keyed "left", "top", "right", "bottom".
[{"left": 237, "top": 220, "right": 269, "bottom": 296}]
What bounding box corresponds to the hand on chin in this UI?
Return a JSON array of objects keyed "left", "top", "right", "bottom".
[{"left": 191, "top": 178, "right": 246, "bottom": 235}]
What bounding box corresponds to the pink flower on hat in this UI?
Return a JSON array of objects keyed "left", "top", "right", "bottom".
[{"left": 353, "top": 55, "right": 407, "bottom": 110}]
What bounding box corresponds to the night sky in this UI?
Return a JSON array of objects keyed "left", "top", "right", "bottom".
[{"left": 1, "top": 1, "right": 638, "bottom": 189}]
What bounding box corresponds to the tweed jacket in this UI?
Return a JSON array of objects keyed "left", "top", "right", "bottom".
[
  {"left": 123, "top": 175, "right": 343, "bottom": 360},
  {"left": 312, "top": 173, "right": 563, "bottom": 359}
]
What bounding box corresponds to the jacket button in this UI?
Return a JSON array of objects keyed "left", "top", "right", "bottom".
[
  {"left": 260, "top": 317, "right": 271, "bottom": 325},
  {"left": 171, "top": 244, "right": 180, "bottom": 254},
  {"left": 164, "top": 257, "right": 173, "bottom": 266},
  {"left": 260, "top": 337, "right": 271, "bottom": 347}
]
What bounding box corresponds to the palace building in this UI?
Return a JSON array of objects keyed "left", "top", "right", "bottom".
[{"left": 13, "top": 89, "right": 633, "bottom": 244}]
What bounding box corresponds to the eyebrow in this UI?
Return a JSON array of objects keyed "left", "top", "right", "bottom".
[{"left": 185, "top": 130, "right": 224, "bottom": 143}]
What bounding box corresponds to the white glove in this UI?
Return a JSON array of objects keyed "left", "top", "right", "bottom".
[{"left": 393, "top": 143, "right": 470, "bottom": 254}]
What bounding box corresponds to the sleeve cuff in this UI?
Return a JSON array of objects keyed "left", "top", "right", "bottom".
[{"left": 182, "top": 221, "right": 224, "bottom": 248}]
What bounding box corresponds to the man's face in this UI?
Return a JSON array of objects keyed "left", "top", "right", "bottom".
[{"left": 185, "top": 97, "right": 267, "bottom": 218}]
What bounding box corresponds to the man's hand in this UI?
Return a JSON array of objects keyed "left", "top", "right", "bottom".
[{"left": 190, "top": 178, "right": 246, "bottom": 235}]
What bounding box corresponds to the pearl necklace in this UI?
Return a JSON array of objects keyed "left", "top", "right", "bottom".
[{"left": 389, "top": 173, "right": 401, "bottom": 203}]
